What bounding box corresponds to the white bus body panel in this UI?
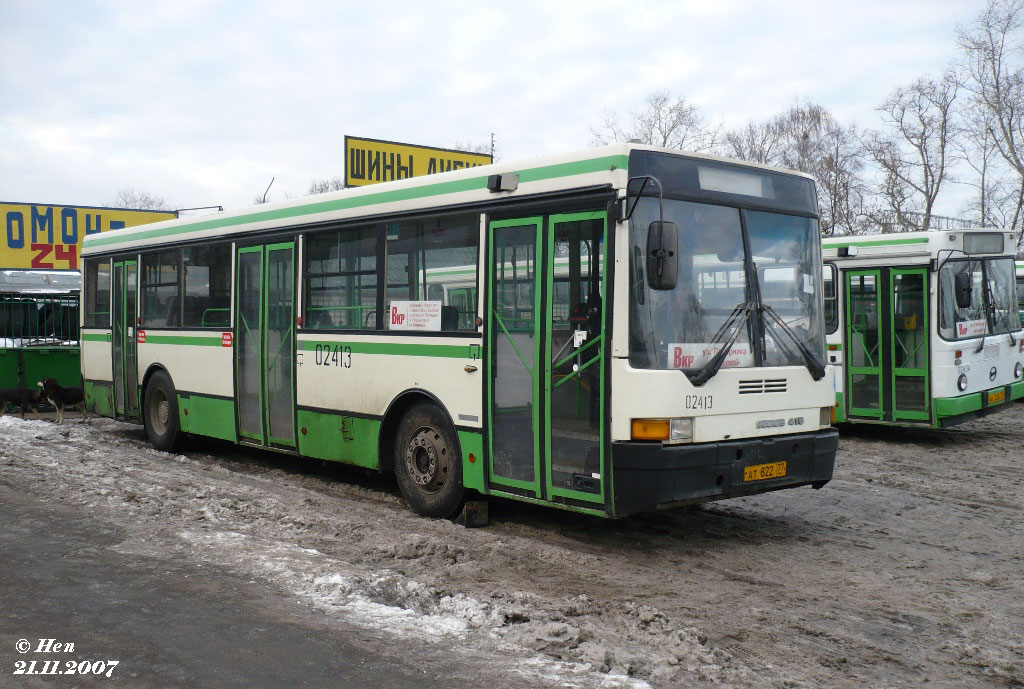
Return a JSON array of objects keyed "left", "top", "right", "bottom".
[{"left": 609, "top": 360, "right": 835, "bottom": 443}]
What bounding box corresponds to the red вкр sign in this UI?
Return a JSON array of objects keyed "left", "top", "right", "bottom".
[
  {"left": 137, "top": 330, "right": 146, "bottom": 344},
  {"left": 222, "top": 332, "right": 233, "bottom": 347}
]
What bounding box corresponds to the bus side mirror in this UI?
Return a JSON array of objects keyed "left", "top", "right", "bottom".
[
  {"left": 646, "top": 221, "right": 678, "bottom": 290},
  {"left": 954, "top": 272, "right": 972, "bottom": 309}
]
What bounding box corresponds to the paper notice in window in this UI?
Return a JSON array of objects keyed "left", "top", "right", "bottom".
[
  {"left": 668, "top": 343, "right": 754, "bottom": 369},
  {"left": 389, "top": 301, "right": 442, "bottom": 331},
  {"left": 802, "top": 273, "right": 814, "bottom": 294},
  {"left": 956, "top": 319, "right": 987, "bottom": 338}
]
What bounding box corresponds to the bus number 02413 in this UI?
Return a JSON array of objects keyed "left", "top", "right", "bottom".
[
  {"left": 314, "top": 344, "right": 353, "bottom": 368},
  {"left": 685, "top": 395, "right": 712, "bottom": 410}
]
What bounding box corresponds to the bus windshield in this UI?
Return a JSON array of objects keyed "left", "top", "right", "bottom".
[
  {"left": 1016, "top": 269, "right": 1024, "bottom": 325},
  {"left": 939, "top": 257, "right": 1019, "bottom": 339},
  {"left": 629, "top": 198, "right": 825, "bottom": 373}
]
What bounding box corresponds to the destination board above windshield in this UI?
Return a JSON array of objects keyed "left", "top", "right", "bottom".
[{"left": 628, "top": 150, "right": 817, "bottom": 216}]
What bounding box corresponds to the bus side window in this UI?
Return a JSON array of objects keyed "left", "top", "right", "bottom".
[
  {"left": 386, "top": 213, "right": 479, "bottom": 332},
  {"left": 305, "top": 227, "right": 378, "bottom": 330}
]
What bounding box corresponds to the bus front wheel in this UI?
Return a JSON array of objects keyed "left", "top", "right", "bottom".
[
  {"left": 144, "top": 370, "right": 183, "bottom": 452},
  {"left": 394, "top": 402, "right": 464, "bottom": 518}
]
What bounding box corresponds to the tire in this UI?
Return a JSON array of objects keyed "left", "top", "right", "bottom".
[
  {"left": 143, "top": 370, "right": 182, "bottom": 452},
  {"left": 393, "top": 402, "right": 464, "bottom": 518}
]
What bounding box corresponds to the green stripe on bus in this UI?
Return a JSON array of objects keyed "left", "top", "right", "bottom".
[
  {"left": 81, "top": 332, "right": 111, "bottom": 342},
  {"left": 143, "top": 334, "right": 223, "bottom": 346},
  {"left": 86, "top": 154, "right": 629, "bottom": 250},
  {"left": 300, "top": 339, "right": 478, "bottom": 358},
  {"left": 824, "top": 237, "right": 929, "bottom": 248}
]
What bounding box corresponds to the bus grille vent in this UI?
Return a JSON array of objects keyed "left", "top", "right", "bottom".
[{"left": 738, "top": 379, "right": 788, "bottom": 394}]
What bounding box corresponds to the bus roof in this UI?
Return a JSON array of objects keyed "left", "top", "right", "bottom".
[
  {"left": 823, "top": 228, "right": 1017, "bottom": 263},
  {"left": 82, "top": 144, "right": 815, "bottom": 256}
]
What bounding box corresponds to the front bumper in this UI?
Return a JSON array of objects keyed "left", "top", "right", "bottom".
[
  {"left": 934, "top": 381, "right": 1024, "bottom": 427},
  {"left": 611, "top": 429, "right": 839, "bottom": 517}
]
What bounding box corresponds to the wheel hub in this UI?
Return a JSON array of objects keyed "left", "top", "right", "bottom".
[
  {"left": 404, "top": 427, "right": 449, "bottom": 494},
  {"left": 150, "top": 390, "right": 169, "bottom": 435}
]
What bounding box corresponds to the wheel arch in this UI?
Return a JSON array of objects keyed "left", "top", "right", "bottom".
[
  {"left": 378, "top": 388, "right": 461, "bottom": 475},
  {"left": 139, "top": 363, "right": 172, "bottom": 412}
]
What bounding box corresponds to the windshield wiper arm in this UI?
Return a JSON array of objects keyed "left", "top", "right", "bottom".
[
  {"left": 760, "top": 303, "right": 826, "bottom": 381},
  {"left": 983, "top": 279, "right": 1016, "bottom": 347},
  {"left": 687, "top": 302, "right": 755, "bottom": 387}
]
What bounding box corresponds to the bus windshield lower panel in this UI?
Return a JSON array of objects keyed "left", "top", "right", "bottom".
[{"left": 628, "top": 197, "right": 825, "bottom": 372}]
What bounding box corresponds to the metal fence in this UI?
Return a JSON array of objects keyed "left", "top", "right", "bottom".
[{"left": 0, "top": 292, "right": 80, "bottom": 346}]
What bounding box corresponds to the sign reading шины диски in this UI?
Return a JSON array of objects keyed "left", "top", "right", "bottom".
[{"left": 344, "top": 136, "right": 492, "bottom": 188}]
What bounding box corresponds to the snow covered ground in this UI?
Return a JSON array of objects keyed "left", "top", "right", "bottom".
[{"left": 1, "top": 407, "right": 1022, "bottom": 688}]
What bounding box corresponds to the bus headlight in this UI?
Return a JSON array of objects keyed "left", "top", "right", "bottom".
[
  {"left": 821, "top": 407, "right": 834, "bottom": 427},
  {"left": 630, "top": 418, "right": 693, "bottom": 443},
  {"left": 957, "top": 373, "right": 969, "bottom": 392},
  {"left": 1015, "top": 362, "right": 1023, "bottom": 379},
  {"left": 669, "top": 418, "right": 694, "bottom": 443}
]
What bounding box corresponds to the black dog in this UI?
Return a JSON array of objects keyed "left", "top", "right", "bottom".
[
  {"left": 0, "top": 388, "right": 44, "bottom": 420},
  {"left": 37, "top": 378, "right": 88, "bottom": 425}
]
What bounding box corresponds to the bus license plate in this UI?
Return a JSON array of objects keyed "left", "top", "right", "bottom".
[
  {"left": 988, "top": 389, "right": 1006, "bottom": 405},
  {"left": 743, "top": 461, "right": 787, "bottom": 482}
]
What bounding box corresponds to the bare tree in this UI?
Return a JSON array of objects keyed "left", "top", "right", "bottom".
[
  {"left": 958, "top": 0, "right": 1024, "bottom": 244},
  {"left": 449, "top": 138, "right": 495, "bottom": 158},
  {"left": 105, "top": 187, "right": 170, "bottom": 210},
  {"left": 724, "top": 120, "right": 780, "bottom": 165},
  {"left": 308, "top": 177, "right": 345, "bottom": 195},
  {"left": 590, "top": 91, "right": 719, "bottom": 151},
  {"left": 956, "top": 106, "right": 1011, "bottom": 226},
  {"left": 863, "top": 73, "right": 960, "bottom": 231},
  {"left": 817, "top": 121, "right": 869, "bottom": 236},
  {"left": 725, "top": 103, "right": 867, "bottom": 235}
]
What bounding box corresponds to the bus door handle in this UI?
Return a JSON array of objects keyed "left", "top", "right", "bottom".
[{"left": 464, "top": 365, "right": 478, "bottom": 373}]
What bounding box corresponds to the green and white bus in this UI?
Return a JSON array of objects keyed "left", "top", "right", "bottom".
[
  {"left": 824, "top": 229, "right": 1024, "bottom": 427},
  {"left": 80, "top": 144, "right": 838, "bottom": 518}
]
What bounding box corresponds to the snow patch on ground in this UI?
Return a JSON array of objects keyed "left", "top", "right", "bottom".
[{"left": 5, "top": 409, "right": 1024, "bottom": 688}]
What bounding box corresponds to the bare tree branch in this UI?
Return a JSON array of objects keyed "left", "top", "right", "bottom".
[
  {"left": 589, "top": 91, "right": 718, "bottom": 152},
  {"left": 105, "top": 187, "right": 170, "bottom": 210},
  {"left": 863, "top": 73, "right": 960, "bottom": 231}
]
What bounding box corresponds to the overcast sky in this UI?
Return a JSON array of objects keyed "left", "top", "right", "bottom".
[{"left": 0, "top": 0, "right": 984, "bottom": 214}]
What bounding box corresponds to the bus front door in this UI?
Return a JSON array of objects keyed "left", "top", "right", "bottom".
[
  {"left": 111, "top": 259, "right": 139, "bottom": 419},
  {"left": 846, "top": 270, "right": 883, "bottom": 419},
  {"left": 487, "top": 212, "right": 608, "bottom": 506},
  {"left": 235, "top": 243, "right": 297, "bottom": 449},
  {"left": 845, "top": 267, "right": 930, "bottom": 422}
]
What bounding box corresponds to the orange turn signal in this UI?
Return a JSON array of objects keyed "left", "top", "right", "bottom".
[{"left": 631, "top": 419, "right": 670, "bottom": 441}]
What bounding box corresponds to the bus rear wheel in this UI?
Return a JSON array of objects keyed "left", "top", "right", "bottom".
[
  {"left": 144, "top": 370, "right": 183, "bottom": 452},
  {"left": 394, "top": 402, "right": 464, "bottom": 518}
]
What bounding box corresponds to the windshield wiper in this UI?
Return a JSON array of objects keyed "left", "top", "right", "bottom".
[
  {"left": 983, "top": 278, "right": 1016, "bottom": 347},
  {"left": 687, "top": 301, "right": 756, "bottom": 387},
  {"left": 760, "top": 303, "right": 827, "bottom": 381}
]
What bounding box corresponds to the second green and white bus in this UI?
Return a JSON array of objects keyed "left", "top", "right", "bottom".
[
  {"left": 80, "top": 144, "right": 838, "bottom": 518},
  {"left": 824, "top": 229, "right": 1024, "bottom": 427}
]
